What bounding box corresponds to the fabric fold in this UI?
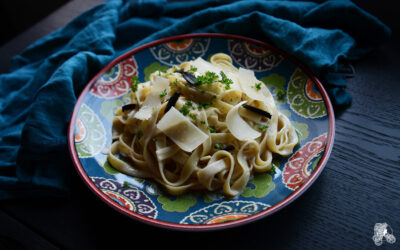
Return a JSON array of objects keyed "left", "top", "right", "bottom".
[{"left": 0, "top": 0, "right": 391, "bottom": 199}]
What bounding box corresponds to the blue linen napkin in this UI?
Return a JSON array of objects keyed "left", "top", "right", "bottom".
[{"left": 0, "top": 0, "right": 391, "bottom": 199}]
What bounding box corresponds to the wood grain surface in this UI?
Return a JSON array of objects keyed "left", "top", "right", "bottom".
[{"left": 1, "top": 1, "right": 399, "bottom": 249}]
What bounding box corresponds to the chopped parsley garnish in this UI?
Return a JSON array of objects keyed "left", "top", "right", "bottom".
[
  {"left": 214, "top": 143, "right": 223, "bottom": 149},
  {"left": 180, "top": 101, "right": 196, "bottom": 116},
  {"left": 258, "top": 124, "right": 269, "bottom": 131},
  {"left": 207, "top": 125, "right": 216, "bottom": 133},
  {"left": 152, "top": 137, "right": 158, "bottom": 142},
  {"left": 189, "top": 113, "right": 197, "bottom": 121},
  {"left": 252, "top": 82, "right": 261, "bottom": 91},
  {"left": 122, "top": 181, "right": 130, "bottom": 188},
  {"left": 269, "top": 165, "right": 277, "bottom": 175},
  {"left": 188, "top": 65, "right": 197, "bottom": 74},
  {"left": 200, "top": 120, "right": 206, "bottom": 124},
  {"left": 195, "top": 71, "right": 218, "bottom": 86},
  {"left": 180, "top": 105, "right": 190, "bottom": 116},
  {"left": 220, "top": 71, "right": 233, "bottom": 90},
  {"left": 131, "top": 75, "right": 140, "bottom": 92},
  {"left": 276, "top": 89, "right": 286, "bottom": 100},
  {"left": 160, "top": 89, "right": 167, "bottom": 98},
  {"left": 198, "top": 101, "right": 212, "bottom": 110},
  {"left": 173, "top": 79, "right": 178, "bottom": 87}
]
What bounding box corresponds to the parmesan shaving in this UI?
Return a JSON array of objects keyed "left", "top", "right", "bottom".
[
  {"left": 156, "top": 107, "right": 209, "bottom": 152},
  {"left": 191, "top": 57, "right": 220, "bottom": 76},
  {"left": 191, "top": 58, "right": 241, "bottom": 91},
  {"left": 109, "top": 53, "right": 299, "bottom": 197},
  {"left": 238, "top": 67, "right": 275, "bottom": 108},
  {"left": 226, "top": 101, "right": 261, "bottom": 141},
  {"left": 135, "top": 76, "right": 169, "bottom": 120}
]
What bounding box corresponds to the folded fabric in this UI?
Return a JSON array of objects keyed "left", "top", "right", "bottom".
[{"left": 0, "top": 0, "right": 391, "bottom": 199}]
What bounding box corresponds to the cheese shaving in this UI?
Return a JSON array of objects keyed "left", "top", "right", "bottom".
[
  {"left": 134, "top": 76, "right": 170, "bottom": 120},
  {"left": 156, "top": 107, "right": 209, "bottom": 152}
]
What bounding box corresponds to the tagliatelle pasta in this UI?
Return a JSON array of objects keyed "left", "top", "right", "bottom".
[{"left": 108, "top": 53, "right": 299, "bottom": 197}]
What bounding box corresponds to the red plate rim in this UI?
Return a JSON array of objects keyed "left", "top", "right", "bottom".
[{"left": 68, "top": 33, "right": 335, "bottom": 231}]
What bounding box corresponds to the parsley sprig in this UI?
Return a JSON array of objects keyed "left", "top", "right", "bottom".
[
  {"left": 207, "top": 125, "right": 216, "bottom": 133},
  {"left": 276, "top": 89, "right": 286, "bottom": 100},
  {"left": 197, "top": 101, "right": 213, "bottom": 110},
  {"left": 195, "top": 71, "right": 218, "bottom": 86},
  {"left": 189, "top": 113, "right": 197, "bottom": 121},
  {"left": 252, "top": 82, "right": 261, "bottom": 91},
  {"left": 131, "top": 75, "right": 140, "bottom": 92},
  {"left": 269, "top": 165, "right": 277, "bottom": 175},
  {"left": 258, "top": 124, "right": 269, "bottom": 131},
  {"left": 188, "top": 65, "right": 197, "bottom": 74},
  {"left": 220, "top": 71, "right": 233, "bottom": 90},
  {"left": 180, "top": 105, "right": 190, "bottom": 116},
  {"left": 159, "top": 89, "right": 167, "bottom": 98},
  {"left": 191, "top": 70, "right": 233, "bottom": 91}
]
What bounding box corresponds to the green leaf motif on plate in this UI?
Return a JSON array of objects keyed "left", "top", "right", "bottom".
[
  {"left": 280, "top": 109, "right": 291, "bottom": 117},
  {"left": 311, "top": 155, "right": 322, "bottom": 170},
  {"left": 261, "top": 73, "right": 287, "bottom": 105},
  {"left": 76, "top": 104, "right": 106, "bottom": 158},
  {"left": 100, "top": 99, "right": 122, "bottom": 122},
  {"left": 103, "top": 160, "right": 120, "bottom": 175},
  {"left": 157, "top": 194, "right": 197, "bottom": 212},
  {"left": 203, "top": 195, "right": 214, "bottom": 203},
  {"left": 144, "top": 62, "right": 169, "bottom": 81},
  {"left": 261, "top": 73, "right": 285, "bottom": 91},
  {"left": 202, "top": 192, "right": 224, "bottom": 203},
  {"left": 287, "top": 68, "right": 327, "bottom": 118},
  {"left": 291, "top": 121, "right": 309, "bottom": 142},
  {"left": 241, "top": 173, "right": 275, "bottom": 198},
  {"left": 100, "top": 92, "right": 130, "bottom": 122}
]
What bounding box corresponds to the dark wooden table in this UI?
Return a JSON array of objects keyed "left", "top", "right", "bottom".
[{"left": 1, "top": 1, "right": 399, "bottom": 249}]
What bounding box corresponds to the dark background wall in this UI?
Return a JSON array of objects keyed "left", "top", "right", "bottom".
[
  {"left": 0, "top": 0, "right": 69, "bottom": 45},
  {"left": 1, "top": 0, "right": 397, "bottom": 74},
  {"left": 1, "top": 0, "right": 398, "bottom": 46}
]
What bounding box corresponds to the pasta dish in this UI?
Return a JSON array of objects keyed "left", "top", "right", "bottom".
[{"left": 108, "top": 53, "right": 298, "bottom": 197}]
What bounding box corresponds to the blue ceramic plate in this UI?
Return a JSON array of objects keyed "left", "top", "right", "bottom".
[{"left": 68, "top": 33, "right": 335, "bottom": 230}]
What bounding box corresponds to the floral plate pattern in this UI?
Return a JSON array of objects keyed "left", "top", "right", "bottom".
[{"left": 68, "top": 34, "right": 334, "bottom": 230}]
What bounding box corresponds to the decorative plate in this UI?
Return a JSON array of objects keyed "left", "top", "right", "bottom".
[{"left": 68, "top": 33, "right": 335, "bottom": 230}]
